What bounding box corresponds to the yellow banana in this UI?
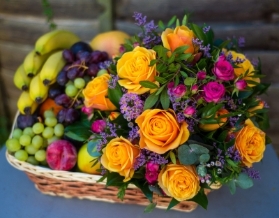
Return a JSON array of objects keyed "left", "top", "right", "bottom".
[
  {"left": 29, "top": 74, "right": 49, "bottom": 104},
  {"left": 35, "top": 29, "right": 80, "bottom": 55},
  {"left": 39, "top": 50, "right": 66, "bottom": 86},
  {"left": 23, "top": 50, "right": 52, "bottom": 77},
  {"left": 13, "top": 64, "right": 32, "bottom": 91},
  {"left": 17, "top": 91, "right": 38, "bottom": 115}
]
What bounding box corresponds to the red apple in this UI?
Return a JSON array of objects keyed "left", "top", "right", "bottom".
[{"left": 46, "top": 139, "right": 77, "bottom": 171}]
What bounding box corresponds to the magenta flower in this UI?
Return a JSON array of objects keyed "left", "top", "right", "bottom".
[
  {"left": 172, "top": 84, "right": 187, "bottom": 98},
  {"left": 235, "top": 80, "right": 247, "bottom": 90},
  {"left": 145, "top": 171, "right": 159, "bottom": 184},
  {"left": 91, "top": 120, "right": 106, "bottom": 133},
  {"left": 146, "top": 162, "right": 159, "bottom": 172},
  {"left": 197, "top": 71, "right": 206, "bottom": 80},
  {"left": 183, "top": 106, "right": 196, "bottom": 117},
  {"left": 81, "top": 106, "right": 93, "bottom": 115},
  {"left": 167, "top": 81, "right": 175, "bottom": 89},
  {"left": 212, "top": 55, "right": 234, "bottom": 81},
  {"left": 203, "top": 81, "right": 225, "bottom": 103},
  {"left": 191, "top": 84, "right": 198, "bottom": 94}
]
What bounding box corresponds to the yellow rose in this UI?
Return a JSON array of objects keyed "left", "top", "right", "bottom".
[
  {"left": 158, "top": 164, "right": 200, "bottom": 201},
  {"left": 117, "top": 46, "right": 157, "bottom": 94},
  {"left": 161, "top": 25, "right": 196, "bottom": 55},
  {"left": 229, "top": 51, "right": 260, "bottom": 87},
  {"left": 83, "top": 73, "right": 116, "bottom": 111},
  {"left": 235, "top": 119, "right": 266, "bottom": 167},
  {"left": 199, "top": 108, "right": 229, "bottom": 132},
  {"left": 101, "top": 136, "right": 140, "bottom": 182},
  {"left": 135, "top": 109, "right": 190, "bottom": 154}
]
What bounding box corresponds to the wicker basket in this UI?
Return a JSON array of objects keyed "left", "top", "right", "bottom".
[{"left": 6, "top": 112, "right": 218, "bottom": 212}]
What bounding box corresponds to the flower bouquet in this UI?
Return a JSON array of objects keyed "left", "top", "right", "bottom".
[{"left": 6, "top": 12, "right": 271, "bottom": 212}]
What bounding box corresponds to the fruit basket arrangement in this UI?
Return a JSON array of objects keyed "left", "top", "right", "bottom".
[{"left": 5, "top": 12, "right": 271, "bottom": 213}]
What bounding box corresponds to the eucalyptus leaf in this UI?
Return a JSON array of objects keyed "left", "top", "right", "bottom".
[
  {"left": 87, "top": 140, "right": 101, "bottom": 157},
  {"left": 199, "top": 153, "right": 210, "bottom": 163},
  {"left": 236, "top": 173, "right": 253, "bottom": 189},
  {"left": 178, "top": 144, "right": 199, "bottom": 165},
  {"left": 189, "top": 144, "right": 209, "bottom": 154},
  {"left": 197, "top": 165, "right": 207, "bottom": 177}
]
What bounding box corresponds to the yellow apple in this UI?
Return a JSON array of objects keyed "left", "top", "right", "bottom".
[{"left": 77, "top": 143, "right": 101, "bottom": 174}]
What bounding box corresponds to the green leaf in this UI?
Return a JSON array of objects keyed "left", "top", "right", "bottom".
[
  {"left": 173, "top": 45, "right": 189, "bottom": 54},
  {"left": 228, "top": 180, "right": 236, "bottom": 195},
  {"left": 132, "top": 180, "right": 153, "bottom": 202},
  {"left": 167, "top": 15, "right": 177, "bottom": 27},
  {"left": 181, "top": 14, "right": 188, "bottom": 26},
  {"left": 184, "top": 77, "right": 196, "bottom": 86},
  {"left": 155, "top": 84, "right": 166, "bottom": 95},
  {"left": 144, "top": 202, "right": 157, "bottom": 213},
  {"left": 106, "top": 172, "right": 125, "bottom": 187},
  {"left": 160, "top": 88, "right": 170, "bottom": 110},
  {"left": 149, "top": 59, "right": 157, "bottom": 66},
  {"left": 158, "top": 20, "right": 165, "bottom": 30},
  {"left": 87, "top": 140, "right": 101, "bottom": 157},
  {"left": 190, "top": 23, "right": 207, "bottom": 45},
  {"left": 117, "top": 183, "right": 128, "bottom": 200},
  {"left": 143, "top": 93, "right": 159, "bottom": 110},
  {"left": 167, "top": 53, "right": 176, "bottom": 64},
  {"left": 197, "top": 165, "right": 207, "bottom": 177},
  {"left": 189, "top": 144, "right": 209, "bottom": 154},
  {"left": 178, "top": 144, "right": 199, "bottom": 165},
  {"left": 167, "top": 198, "right": 180, "bottom": 210},
  {"left": 176, "top": 53, "right": 192, "bottom": 61},
  {"left": 139, "top": 80, "right": 159, "bottom": 89},
  {"left": 236, "top": 173, "right": 253, "bottom": 189},
  {"left": 107, "top": 82, "right": 123, "bottom": 109},
  {"left": 149, "top": 184, "right": 164, "bottom": 195},
  {"left": 169, "top": 151, "right": 176, "bottom": 164},
  {"left": 204, "top": 104, "right": 224, "bottom": 117},
  {"left": 237, "top": 90, "right": 253, "bottom": 99},
  {"left": 189, "top": 189, "right": 208, "bottom": 209},
  {"left": 217, "top": 130, "right": 229, "bottom": 142},
  {"left": 199, "top": 153, "right": 210, "bottom": 163},
  {"left": 155, "top": 76, "right": 167, "bottom": 84},
  {"left": 226, "top": 159, "right": 239, "bottom": 168},
  {"left": 64, "top": 118, "right": 91, "bottom": 142}
]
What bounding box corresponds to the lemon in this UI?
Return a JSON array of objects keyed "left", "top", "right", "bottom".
[
  {"left": 90, "top": 30, "right": 130, "bottom": 58},
  {"left": 77, "top": 143, "right": 101, "bottom": 174}
]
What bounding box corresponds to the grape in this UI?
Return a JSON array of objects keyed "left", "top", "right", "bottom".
[
  {"left": 23, "top": 127, "right": 35, "bottom": 137},
  {"left": 44, "top": 109, "right": 55, "bottom": 118},
  {"left": 97, "top": 69, "right": 108, "bottom": 77},
  {"left": 47, "top": 136, "right": 60, "bottom": 145},
  {"left": 14, "top": 150, "right": 28, "bottom": 161},
  {"left": 67, "top": 67, "right": 79, "bottom": 80},
  {"left": 17, "top": 114, "right": 38, "bottom": 129},
  {"left": 42, "top": 127, "right": 54, "bottom": 139},
  {"left": 25, "top": 145, "right": 38, "bottom": 155},
  {"left": 57, "top": 109, "right": 67, "bottom": 123},
  {"left": 31, "top": 135, "right": 44, "bottom": 149},
  {"left": 44, "top": 117, "right": 58, "bottom": 127},
  {"left": 55, "top": 94, "right": 72, "bottom": 108},
  {"left": 19, "top": 134, "right": 32, "bottom": 146},
  {"left": 76, "top": 51, "right": 91, "bottom": 63},
  {"left": 62, "top": 49, "right": 75, "bottom": 63},
  {"left": 54, "top": 123, "right": 64, "bottom": 137},
  {"left": 35, "top": 150, "right": 46, "bottom": 162},
  {"left": 70, "top": 41, "right": 93, "bottom": 56},
  {"left": 87, "top": 63, "right": 99, "bottom": 77},
  {"left": 12, "top": 128, "right": 23, "bottom": 139},
  {"left": 32, "top": 122, "right": 44, "bottom": 134},
  {"left": 65, "top": 108, "right": 80, "bottom": 124},
  {"left": 48, "top": 84, "right": 63, "bottom": 99},
  {"left": 6, "top": 138, "right": 21, "bottom": 152},
  {"left": 90, "top": 50, "right": 103, "bottom": 63},
  {"left": 74, "top": 78, "right": 85, "bottom": 89},
  {"left": 26, "top": 156, "right": 39, "bottom": 165},
  {"left": 65, "top": 84, "right": 78, "bottom": 97},
  {"left": 56, "top": 70, "right": 69, "bottom": 86}
]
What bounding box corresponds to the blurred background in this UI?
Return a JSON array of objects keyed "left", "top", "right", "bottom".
[{"left": 0, "top": 0, "right": 278, "bottom": 155}]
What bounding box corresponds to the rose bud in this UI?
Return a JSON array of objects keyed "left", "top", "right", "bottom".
[
  {"left": 81, "top": 106, "right": 93, "bottom": 115},
  {"left": 145, "top": 170, "right": 159, "bottom": 184},
  {"left": 197, "top": 71, "right": 206, "bottom": 80},
  {"left": 146, "top": 162, "right": 159, "bottom": 172},
  {"left": 108, "top": 112, "right": 120, "bottom": 121},
  {"left": 172, "top": 84, "right": 187, "bottom": 98},
  {"left": 184, "top": 106, "right": 196, "bottom": 117},
  {"left": 191, "top": 84, "right": 199, "bottom": 94},
  {"left": 235, "top": 79, "right": 247, "bottom": 90},
  {"left": 91, "top": 119, "right": 106, "bottom": 133},
  {"left": 167, "top": 81, "right": 175, "bottom": 90}
]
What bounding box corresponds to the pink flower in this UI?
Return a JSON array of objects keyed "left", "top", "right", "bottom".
[
  {"left": 212, "top": 55, "right": 234, "bottom": 81},
  {"left": 235, "top": 80, "right": 247, "bottom": 90},
  {"left": 191, "top": 84, "right": 198, "bottom": 94},
  {"left": 172, "top": 84, "right": 187, "bottom": 98},
  {"left": 145, "top": 171, "right": 159, "bottom": 184},
  {"left": 197, "top": 71, "right": 206, "bottom": 80},
  {"left": 184, "top": 106, "right": 196, "bottom": 117},
  {"left": 167, "top": 81, "right": 175, "bottom": 89},
  {"left": 91, "top": 120, "right": 106, "bottom": 133},
  {"left": 203, "top": 81, "right": 225, "bottom": 103},
  {"left": 81, "top": 106, "right": 93, "bottom": 115},
  {"left": 146, "top": 162, "right": 159, "bottom": 172}
]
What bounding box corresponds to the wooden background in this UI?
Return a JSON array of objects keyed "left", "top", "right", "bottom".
[{"left": 0, "top": 0, "right": 279, "bottom": 155}]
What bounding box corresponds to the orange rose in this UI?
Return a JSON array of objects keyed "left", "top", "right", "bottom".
[
  {"left": 248, "top": 100, "right": 264, "bottom": 116},
  {"left": 101, "top": 136, "right": 140, "bottom": 182},
  {"left": 135, "top": 109, "right": 190, "bottom": 154},
  {"left": 117, "top": 46, "right": 157, "bottom": 94},
  {"left": 229, "top": 51, "right": 260, "bottom": 87},
  {"left": 235, "top": 119, "right": 266, "bottom": 167},
  {"left": 158, "top": 164, "right": 200, "bottom": 201},
  {"left": 83, "top": 73, "right": 116, "bottom": 111},
  {"left": 161, "top": 25, "right": 196, "bottom": 55},
  {"left": 199, "top": 108, "right": 229, "bottom": 131}
]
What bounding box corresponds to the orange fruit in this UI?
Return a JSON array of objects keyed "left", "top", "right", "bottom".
[
  {"left": 39, "top": 98, "right": 63, "bottom": 117},
  {"left": 90, "top": 30, "right": 130, "bottom": 58}
]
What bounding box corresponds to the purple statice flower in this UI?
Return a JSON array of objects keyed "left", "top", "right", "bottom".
[
  {"left": 200, "top": 44, "right": 211, "bottom": 57},
  {"left": 134, "top": 149, "right": 168, "bottom": 170},
  {"left": 203, "top": 26, "right": 211, "bottom": 33},
  {"left": 176, "top": 112, "right": 185, "bottom": 123},
  {"left": 215, "top": 145, "right": 225, "bottom": 167},
  {"left": 238, "top": 37, "right": 245, "bottom": 48},
  {"left": 226, "top": 146, "right": 241, "bottom": 162},
  {"left": 108, "top": 74, "right": 119, "bottom": 89},
  {"left": 128, "top": 126, "right": 139, "bottom": 141},
  {"left": 242, "top": 167, "right": 261, "bottom": 179},
  {"left": 224, "top": 95, "right": 237, "bottom": 110},
  {"left": 120, "top": 93, "right": 144, "bottom": 121},
  {"left": 99, "top": 60, "right": 112, "bottom": 69},
  {"left": 96, "top": 121, "right": 119, "bottom": 152},
  {"left": 251, "top": 58, "right": 259, "bottom": 67},
  {"left": 133, "top": 12, "right": 147, "bottom": 26},
  {"left": 229, "top": 116, "right": 239, "bottom": 127},
  {"left": 192, "top": 38, "right": 203, "bottom": 46}
]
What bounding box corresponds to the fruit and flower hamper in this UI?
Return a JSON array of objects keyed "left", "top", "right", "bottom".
[{"left": 5, "top": 12, "right": 271, "bottom": 212}]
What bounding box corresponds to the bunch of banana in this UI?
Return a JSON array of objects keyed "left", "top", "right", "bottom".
[
  {"left": 17, "top": 91, "right": 38, "bottom": 115},
  {"left": 13, "top": 64, "right": 32, "bottom": 91},
  {"left": 13, "top": 29, "right": 81, "bottom": 114}
]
